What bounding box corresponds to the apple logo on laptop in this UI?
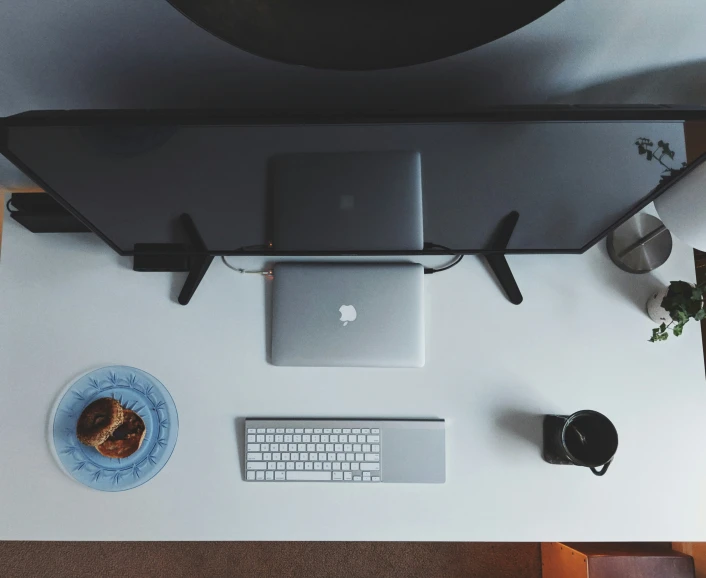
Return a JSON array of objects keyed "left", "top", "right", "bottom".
[{"left": 338, "top": 304, "right": 357, "bottom": 326}]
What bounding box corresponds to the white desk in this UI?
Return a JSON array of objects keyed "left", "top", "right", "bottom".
[{"left": 1, "top": 212, "right": 705, "bottom": 541}]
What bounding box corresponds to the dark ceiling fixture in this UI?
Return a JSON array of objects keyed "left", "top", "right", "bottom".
[{"left": 166, "top": 0, "right": 565, "bottom": 70}]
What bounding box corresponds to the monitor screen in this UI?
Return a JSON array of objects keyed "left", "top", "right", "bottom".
[{"left": 1, "top": 111, "right": 686, "bottom": 255}]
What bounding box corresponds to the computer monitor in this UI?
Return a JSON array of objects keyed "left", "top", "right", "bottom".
[{"left": 0, "top": 107, "right": 698, "bottom": 257}]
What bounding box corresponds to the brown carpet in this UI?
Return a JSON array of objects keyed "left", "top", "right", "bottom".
[{"left": 0, "top": 542, "right": 540, "bottom": 578}]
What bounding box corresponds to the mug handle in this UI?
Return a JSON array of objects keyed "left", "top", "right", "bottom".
[{"left": 590, "top": 459, "right": 612, "bottom": 477}]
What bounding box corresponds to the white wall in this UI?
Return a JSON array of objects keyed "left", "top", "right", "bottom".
[{"left": 2, "top": 0, "right": 706, "bottom": 185}]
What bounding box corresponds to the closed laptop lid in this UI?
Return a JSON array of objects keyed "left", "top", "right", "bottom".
[
  {"left": 271, "top": 151, "right": 424, "bottom": 252},
  {"left": 271, "top": 262, "right": 425, "bottom": 367}
]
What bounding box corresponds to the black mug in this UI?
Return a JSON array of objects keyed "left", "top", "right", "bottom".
[{"left": 542, "top": 410, "right": 618, "bottom": 476}]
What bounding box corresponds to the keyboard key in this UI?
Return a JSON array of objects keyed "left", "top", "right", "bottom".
[
  {"left": 284, "top": 435, "right": 292, "bottom": 442},
  {"left": 339, "top": 435, "right": 348, "bottom": 443},
  {"left": 263, "top": 453, "right": 272, "bottom": 461},
  {"left": 305, "top": 429, "right": 313, "bottom": 434},
  {"left": 303, "top": 435, "right": 311, "bottom": 443},
  {"left": 286, "top": 462, "right": 294, "bottom": 470},
  {"left": 287, "top": 471, "right": 332, "bottom": 481},
  {"left": 352, "top": 429, "right": 361, "bottom": 434},
  {"left": 327, "top": 453, "right": 336, "bottom": 461},
  {"left": 360, "top": 463, "right": 380, "bottom": 471},
  {"left": 265, "top": 435, "right": 274, "bottom": 442},
  {"left": 293, "top": 435, "right": 302, "bottom": 443},
  {"left": 257, "top": 428, "right": 265, "bottom": 434},
  {"left": 344, "top": 444, "right": 352, "bottom": 452},
  {"left": 266, "top": 471, "right": 274, "bottom": 480},
  {"left": 247, "top": 428, "right": 256, "bottom": 433},
  {"left": 295, "top": 428, "right": 303, "bottom": 434},
  {"left": 362, "top": 472, "right": 371, "bottom": 479},
  {"left": 247, "top": 435, "right": 255, "bottom": 442},
  {"left": 318, "top": 453, "right": 327, "bottom": 461},
  {"left": 333, "top": 463, "right": 341, "bottom": 470},
  {"left": 267, "top": 462, "right": 276, "bottom": 470},
  {"left": 304, "top": 462, "right": 313, "bottom": 470},
  {"left": 321, "top": 435, "right": 329, "bottom": 443},
  {"left": 330, "top": 435, "right": 339, "bottom": 443},
  {"left": 282, "top": 453, "right": 290, "bottom": 461},
  {"left": 285, "top": 428, "right": 294, "bottom": 434},
  {"left": 256, "top": 435, "right": 264, "bottom": 442},
  {"left": 342, "top": 463, "right": 350, "bottom": 471},
  {"left": 289, "top": 444, "right": 297, "bottom": 451},
  {"left": 273, "top": 453, "right": 281, "bottom": 461},
  {"left": 345, "top": 453, "right": 354, "bottom": 461},
  {"left": 372, "top": 445, "right": 380, "bottom": 452},
  {"left": 343, "top": 429, "right": 351, "bottom": 434},
  {"left": 351, "top": 463, "right": 360, "bottom": 471},
  {"left": 247, "top": 453, "right": 263, "bottom": 461},
  {"left": 297, "top": 444, "right": 306, "bottom": 451},
  {"left": 353, "top": 444, "right": 362, "bottom": 452},
  {"left": 275, "top": 435, "right": 283, "bottom": 442},
  {"left": 344, "top": 472, "right": 353, "bottom": 481},
  {"left": 355, "top": 453, "right": 364, "bottom": 461},
  {"left": 335, "top": 444, "right": 343, "bottom": 452},
  {"left": 256, "top": 471, "right": 265, "bottom": 480},
  {"left": 365, "top": 454, "right": 379, "bottom": 461},
  {"left": 367, "top": 435, "right": 380, "bottom": 443},
  {"left": 261, "top": 444, "right": 269, "bottom": 452},
  {"left": 295, "top": 462, "right": 304, "bottom": 470},
  {"left": 333, "top": 429, "right": 342, "bottom": 434},
  {"left": 314, "top": 462, "right": 323, "bottom": 470},
  {"left": 275, "top": 471, "right": 285, "bottom": 480},
  {"left": 247, "top": 462, "right": 267, "bottom": 470},
  {"left": 276, "top": 428, "right": 284, "bottom": 434},
  {"left": 307, "top": 444, "right": 315, "bottom": 452},
  {"left": 277, "top": 462, "right": 285, "bottom": 470},
  {"left": 372, "top": 476, "right": 380, "bottom": 482},
  {"left": 280, "top": 444, "right": 288, "bottom": 451},
  {"left": 358, "top": 435, "right": 366, "bottom": 443},
  {"left": 372, "top": 429, "right": 380, "bottom": 434},
  {"left": 354, "top": 476, "right": 362, "bottom": 481},
  {"left": 291, "top": 453, "right": 299, "bottom": 461},
  {"left": 333, "top": 472, "right": 343, "bottom": 480},
  {"left": 323, "top": 462, "right": 332, "bottom": 470},
  {"left": 300, "top": 453, "right": 308, "bottom": 461},
  {"left": 314, "top": 429, "right": 322, "bottom": 434},
  {"left": 312, "top": 435, "right": 320, "bottom": 443},
  {"left": 336, "top": 453, "right": 345, "bottom": 461},
  {"left": 323, "top": 429, "right": 332, "bottom": 434},
  {"left": 247, "top": 471, "right": 255, "bottom": 480},
  {"left": 316, "top": 444, "right": 324, "bottom": 452},
  {"left": 363, "top": 444, "right": 370, "bottom": 453},
  {"left": 267, "top": 428, "right": 275, "bottom": 434},
  {"left": 362, "top": 429, "right": 370, "bottom": 434},
  {"left": 325, "top": 444, "right": 334, "bottom": 452},
  {"left": 247, "top": 444, "right": 260, "bottom": 452}
]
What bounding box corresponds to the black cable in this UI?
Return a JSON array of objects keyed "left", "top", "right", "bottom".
[
  {"left": 6, "top": 197, "right": 15, "bottom": 213},
  {"left": 423, "top": 242, "right": 464, "bottom": 275}
]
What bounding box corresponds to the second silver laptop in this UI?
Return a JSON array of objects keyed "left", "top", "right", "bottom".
[{"left": 271, "top": 262, "right": 425, "bottom": 368}]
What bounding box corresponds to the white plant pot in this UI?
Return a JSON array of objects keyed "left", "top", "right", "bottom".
[{"left": 646, "top": 288, "right": 672, "bottom": 324}]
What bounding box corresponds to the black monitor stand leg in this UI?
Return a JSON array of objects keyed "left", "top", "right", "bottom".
[
  {"left": 484, "top": 211, "right": 523, "bottom": 305},
  {"left": 177, "top": 213, "right": 213, "bottom": 306}
]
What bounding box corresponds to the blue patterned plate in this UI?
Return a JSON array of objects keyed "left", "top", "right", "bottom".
[{"left": 52, "top": 366, "right": 178, "bottom": 491}]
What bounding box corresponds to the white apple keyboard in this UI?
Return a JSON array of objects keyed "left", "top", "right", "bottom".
[{"left": 244, "top": 418, "right": 445, "bottom": 483}]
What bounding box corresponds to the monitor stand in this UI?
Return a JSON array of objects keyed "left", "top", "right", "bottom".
[
  {"left": 133, "top": 213, "right": 213, "bottom": 306},
  {"left": 484, "top": 211, "right": 523, "bottom": 305}
]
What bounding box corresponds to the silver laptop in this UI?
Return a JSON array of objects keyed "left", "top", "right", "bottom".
[
  {"left": 270, "top": 151, "right": 424, "bottom": 251},
  {"left": 271, "top": 262, "right": 425, "bottom": 367}
]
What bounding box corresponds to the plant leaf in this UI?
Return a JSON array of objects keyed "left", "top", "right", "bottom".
[
  {"left": 696, "top": 309, "right": 706, "bottom": 322},
  {"left": 646, "top": 151, "right": 653, "bottom": 160}
]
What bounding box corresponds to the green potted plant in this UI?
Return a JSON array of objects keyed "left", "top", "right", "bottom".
[{"left": 647, "top": 281, "right": 705, "bottom": 342}]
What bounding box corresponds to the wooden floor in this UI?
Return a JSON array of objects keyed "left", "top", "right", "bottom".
[{"left": 0, "top": 542, "right": 541, "bottom": 578}]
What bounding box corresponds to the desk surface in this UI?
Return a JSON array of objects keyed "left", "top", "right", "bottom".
[{"left": 1, "top": 211, "right": 705, "bottom": 541}]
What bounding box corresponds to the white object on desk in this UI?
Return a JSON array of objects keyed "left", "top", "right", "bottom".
[{"left": 1, "top": 215, "right": 706, "bottom": 541}]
